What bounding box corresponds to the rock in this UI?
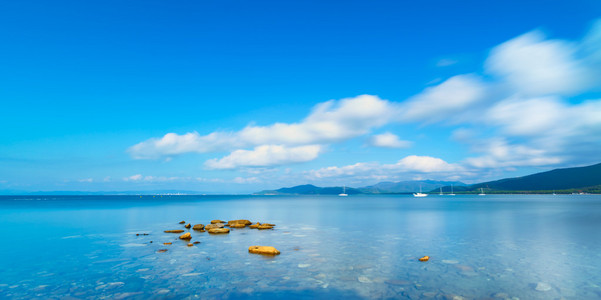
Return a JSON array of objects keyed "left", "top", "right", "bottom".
[
  {"left": 419, "top": 256, "right": 430, "bottom": 262},
  {"left": 228, "top": 219, "right": 252, "bottom": 226},
  {"left": 205, "top": 223, "right": 225, "bottom": 230},
  {"left": 179, "top": 221, "right": 185, "bottom": 224},
  {"left": 163, "top": 242, "right": 172, "bottom": 245},
  {"left": 164, "top": 230, "right": 185, "bottom": 233},
  {"left": 493, "top": 292, "right": 509, "bottom": 298},
  {"left": 442, "top": 260, "right": 459, "bottom": 264},
  {"left": 248, "top": 246, "right": 281, "bottom": 255},
  {"left": 422, "top": 292, "right": 437, "bottom": 298},
  {"left": 211, "top": 220, "right": 225, "bottom": 224},
  {"left": 135, "top": 233, "right": 149, "bottom": 236},
  {"left": 257, "top": 225, "right": 274, "bottom": 230},
  {"left": 157, "top": 249, "right": 168, "bottom": 253},
  {"left": 385, "top": 279, "right": 411, "bottom": 286},
  {"left": 208, "top": 228, "right": 230, "bottom": 234},
  {"left": 187, "top": 243, "right": 194, "bottom": 247},
  {"left": 185, "top": 223, "right": 191, "bottom": 229},
  {"left": 249, "top": 223, "right": 260, "bottom": 229},
  {"left": 263, "top": 223, "right": 276, "bottom": 226},
  {"left": 535, "top": 282, "right": 552, "bottom": 292},
  {"left": 192, "top": 224, "right": 205, "bottom": 230},
  {"left": 193, "top": 241, "right": 200, "bottom": 244},
  {"left": 179, "top": 232, "right": 192, "bottom": 240},
  {"left": 230, "top": 223, "right": 247, "bottom": 228},
  {"left": 358, "top": 276, "right": 371, "bottom": 283}
]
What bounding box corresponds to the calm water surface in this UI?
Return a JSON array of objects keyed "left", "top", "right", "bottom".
[{"left": 1, "top": 194, "right": 600, "bottom": 299}]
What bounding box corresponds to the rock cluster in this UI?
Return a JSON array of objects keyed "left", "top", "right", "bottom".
[
  {"left": 153, "top": 219, "right": 278, "bottom": 255},
  {"left": 419, "top": 256, "right": 430, "bottom": 262}
]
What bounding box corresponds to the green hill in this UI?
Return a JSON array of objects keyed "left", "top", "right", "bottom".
[{"left": 469, "top": 162, "right": 601, "bottom": 193}]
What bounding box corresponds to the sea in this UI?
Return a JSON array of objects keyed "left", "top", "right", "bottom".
[{"left": 1, "top": 194, "right": 600, "bottom": 299}]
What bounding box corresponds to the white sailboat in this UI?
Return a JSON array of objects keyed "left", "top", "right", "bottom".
[
  {"left": 449, "top": 184, "right": 456, "bottom": 196},
  {"left": 413, "top": 185, "right": 428, "bottom": 197},
  {"left": 478, "top": 188, "right": 486, "bottom": 196},
  {"left": 338, "top": 185, "right": 348, "bottom": 197},
  {"left": 439, "top": 187, "right": 443, "bottom": 196}
]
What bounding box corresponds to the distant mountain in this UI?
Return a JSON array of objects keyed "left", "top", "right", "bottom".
[
  {"left": 0, "top": 190, "right": 206, "bottom": 196},
  {"left": 256, "top": 180, "right": 465, "bottom": 195},
  {"left": 466, "top": 163, "right": 601, "bottom": 193},
  {"left": 256, "top": 184, "right": 362, "bottom": 195},
  {"left": 360, "top": 180, "right": 466, "bottom": 194}
]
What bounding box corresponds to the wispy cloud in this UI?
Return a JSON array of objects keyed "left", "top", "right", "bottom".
[
  {"left": 126, "top": 20, "right": 601, "bottom": 179},
  {"left": 204, "top": 145, "right": 323, "bottom": 169},
  {"left": 368, "top": 132, "right": 412, "bottom": 148}
]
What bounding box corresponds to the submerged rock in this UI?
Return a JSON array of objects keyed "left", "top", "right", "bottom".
[
  {"left": 193, "top": 241, "right": 200, "bottom": 244},
  {"left": 263, "top": 223, "right": 276, "bottom": 226},
  {"left": 208, "top": 228, "right": 230, "bottom": 234},
  {"left": 535, "top": 282, "right": 552, "bottom": 292},
  {"left": 249, "top": 223, "right": 260, "bottom": 229},
  {"left": 205, "top": 223, "right": 225, "bottom": 230},
  {"left": 248, "top": 246, "right": 281, "bottom": 255},
  {"left": 157, "top": 249, "right": 168, "bottom": 253},
  {"left": 419, "top": 256, "right": 430, "bottom": 262},
  {"left": 185, "top": 223, "right": 191, "bottom": 229},
  {"left": 164, "top": 230, "right": 185, "bottom": 233},
  {"left": 179, "top": 232, "right": 192, "bottom": 240},
  {"left": 358, "top": 276, "right": 372, "bottom": 283},
  {"left": 257, "top": 225, "right": 274, "bottom": 230},
  {"left": 211, "top": 220, "right": 225, "bottom": 224},
  {"left": 192, "top": 224, "right": 205, "bottom": 231}
]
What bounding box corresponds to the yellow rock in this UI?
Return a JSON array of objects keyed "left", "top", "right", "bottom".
[
  {"left": 419, "top": 256, "right": 430, "bottom": 262},
  {"left": 187, "top": 243, "right": 194, "bottom": 247},
  {"left": 205, "top": 223, "right": 225, "bottom": 230},
  {"left": 257, "top": 225, "right": 274, "bottom": 230},
  {"left": 228, "top": 219, "right": 252, "bottom": 226},
  {"left": 208, "top": 228, "right": 230, "bottom": 234},
  {"left": 185, "top": 223, "right": 191, "bottom": 229},
  {"left": 164, "top": 230, "right": 185, "bottom": 233},
  {"left": 192, "top": 224, "right": 205, "bottom": 230},
  {"left": 263, "top": 223, "right": 276, "bottom": 226},
  {"left": 211, "top": 220, "right": 225, "bottom": 224},
  {"left": 248, "top": 246, "right": 280, "bottom": 255},
  {"left": 179, "top": 221, "right": 185, "bottom": 224},
  {"left": 179, "top": 232, "right": 192, "bottom": 240},
  {"left": 229, "top": 223, "right": 246, "bottom": 228},
  {"left": 249, "top": 223, "right": 260, "bottom": 229},
  {"left": 163, "top": 242, "right": 172, "bottom": 245},
  {"left": 157, "top": 249, "right": 168, "bottom": 253}
]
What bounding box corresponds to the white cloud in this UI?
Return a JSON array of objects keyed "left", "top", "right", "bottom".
[
  {"left": 204, "top": 145, "right": 323, "bottom": 169},
  {"left": 401, "top": 74, "right": 487, "bottom": 123},
  {"left": 369, "top": 132, "right": 412, "bottom": 148},
  {"left": 78, "top": 178, "right": 93, "bottom": 183},
  {"left": 464, "top": 138, "right": 562, "bottom": 169},
  {"left": 124, "top": 174, "right": 143, "bottom": 181},
  {"left": 233, "top": 177, "right": 260, "bottom": 184},
  {"left": 310, "top": 155, "right": 465, "bottom": 180},
  {"left": 485, "top": 30, "right": 595, "bottom": 96},
  {"left": 129, "top": 95, "right": 399, "bottom": 160}
]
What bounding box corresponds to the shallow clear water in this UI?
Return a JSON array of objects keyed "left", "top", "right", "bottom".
[{"left": 1, "top": 194, "right": 600, "bottom": 299}]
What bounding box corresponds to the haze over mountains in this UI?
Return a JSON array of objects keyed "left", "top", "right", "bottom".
[{"left": 257, "top": 162, "right": 601, "bottom": 195}]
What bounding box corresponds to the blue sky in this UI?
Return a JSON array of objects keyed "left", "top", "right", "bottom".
[{"left": 1, "top": 0, "right": 601, "bottom": 193}]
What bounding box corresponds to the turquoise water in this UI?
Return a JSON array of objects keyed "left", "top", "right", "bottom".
[{"left": 1, "top": 194, "right": 600, "bottom": 299}]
